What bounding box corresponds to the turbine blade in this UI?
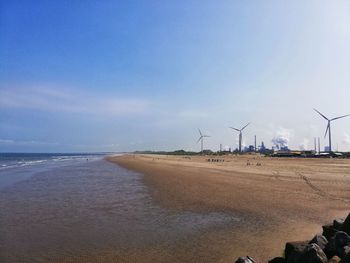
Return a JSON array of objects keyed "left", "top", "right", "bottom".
[
  {"left": 314, "top": 108, "right": 329, "bottom": 121},
  {"left": 241, "top": 122, "right": 250, "bottom": 131},
  {"left": 324, "top": 123, "right": 330, "bottom": 138},
  {"left": 204, "top": 135, "right": 210, "bottom": 137},
  {"left": 229, "top": 127, "right": 240, "bottom": 132},
  {"left": 198, "top": 128, "right": 202, "bottom": 136},
  {"left": 331, "top": 114, "right": 350, "bottom": 121},
  {"left": 196, "top": 136, "right": 202, "bottom": 144}
]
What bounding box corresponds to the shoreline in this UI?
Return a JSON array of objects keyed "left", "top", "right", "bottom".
[{"left": 106, "top": 154, "right": 350, "bottom": 262}]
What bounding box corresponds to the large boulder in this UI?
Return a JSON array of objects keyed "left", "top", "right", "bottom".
[
  {"left": 310, "top": 234, "right": 328, "bottom": 250},
  {"left": 324, "top": 224, "right": 340, "bottom": 240},
  {"left": 325, "top": 232, "right": 350, "bottom": 258},
  {"left": 334, "top": 232, "right": 350, "bottom": 248},
  {"left": 286, "top": 243, "right": 327, "bottom": 263},
  {"left": 338, "top": 246, "right": 350, "bottom": 259},
  {"left": 334, "top": 219, "right": 345, "bottom": 230},
  {"left": 341, "top": 253, "right": 350, "bottom": 263},
  {"left": 325, "top": 238, "right": 337, "bottom": 259},
  {"left": 285, "top": 241, "right": 309, "bottom": 263},
  {"left": 235, "top": 256, "right": 256, "bottom": 263},
  {"left": 298, "top": 244, "right": 328, "bottom": 263},
  {"left": 268, "top": 257, "right": 286, "bottom": 263},
  {"left": 342, "top": 213, "right": 350, "bottom": 235}
]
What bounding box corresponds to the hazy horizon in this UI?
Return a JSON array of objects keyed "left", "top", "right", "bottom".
[{"left": 1, "top": 1, "right": 350, "bottom": 153}]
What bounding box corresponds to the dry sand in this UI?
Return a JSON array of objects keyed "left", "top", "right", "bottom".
[{"left": 107, "top": 154, "right": 350, "bottom": 262}]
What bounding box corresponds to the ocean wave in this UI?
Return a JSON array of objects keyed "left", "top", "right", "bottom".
[{"left": 0, "top": 154, "right": 104, "bottom": 171}]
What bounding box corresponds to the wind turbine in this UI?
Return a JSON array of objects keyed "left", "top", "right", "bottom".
[
  {"left": 197, "top": 129, "right": 210, "bottom": 153},
  {"left": 229, "top": 123, "right": 250, "bottom": 153},
  {"left": 314, "top": 108, "right": 350, "bottom": 153}
]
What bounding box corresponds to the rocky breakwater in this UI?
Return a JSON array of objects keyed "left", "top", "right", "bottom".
[{"left": 235, "top": 212, "right": 350, "bottom": 263}]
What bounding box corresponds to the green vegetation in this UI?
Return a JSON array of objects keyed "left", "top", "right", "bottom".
[
  {"left": 134, "top": 149, "right": 245, "bottom": 156},
  {"left": 134, "top": 150, "right": 199, "bottom": 155}
]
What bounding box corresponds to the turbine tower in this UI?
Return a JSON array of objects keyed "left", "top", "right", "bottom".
[
  {"left": 314, "top": 108, "right": 350, "bottom": 153},
  {"left": 229, "top": 123, "right": 250, "bottom": 153},
  {"left": 197, "top": 129, "right": 210, "bottom": 153}
]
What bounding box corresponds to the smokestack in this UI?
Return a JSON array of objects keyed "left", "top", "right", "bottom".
[
  {"left": 318, "top": 137, "right": 320, "bottom": 154},
  {"left": 314, "top": 137, "right": 316, "bottom": 152},
  {"left": 254, "top": 135, "right": 257, "bottom": 152}
]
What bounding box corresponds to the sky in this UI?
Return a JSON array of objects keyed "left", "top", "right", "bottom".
[{"left": 1, "top": 0, "right": 350, "bottom": 153}]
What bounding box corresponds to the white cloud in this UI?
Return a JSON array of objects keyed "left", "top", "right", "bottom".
[
  {"left": 299, "top": 138, "right": 309, "bottom": 151},
  {"left": 323, "top": 0, "right": 350, "bottom": 39},
  {"left": 0, "top": 139, "right": 14, "bottom": 144},
  {"left": 223, "top": 145, "right": 230, "bottom": 151},
  {"left": 0, "top": 139, "right": 59, "bottom": 146},
  {"left": 0, "top": 85, "right": 151, "bottom": 116},
  {"left": 178, "top": 110, "right": 210, "bottom": 119}
]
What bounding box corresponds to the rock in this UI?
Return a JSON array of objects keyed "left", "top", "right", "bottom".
[
  {"left": 324, "top": 224, "right": 339, "bottom": 240},
  {"left": 338, "top": 246, "right": 350, "bottom": 258},
  {"left": 342, "top": 213, "right": 350, "bottom": 235},
  {"left": 341, "top": 253, "right": 350, "bottom": 263},
  {"left": 235, "top": 256, "right": 256, "bottom": 263},
  {"left": 298, "top": 244, "right": 328, "bottom": 263},
  {"left": 285, "top": 241, "right": 309, "bottom": 257},
  {"left": 334, "top": 219, "right": 345, "bottom": 230},
  {"left": 286, "top": 243, "right": 327, "bottom": 263},
  {"left": 328, "top": 256, "right": 341, "bottom": 263},
  {"left": 310, "top": 234, "right": 328, "bottom": 250},
  {"left": 325, "top": 238, "right": 337, "bottom": 259},
  {"left": 345, "top": 246, "right": 350, "bottom": 254},
  {"left": 334, "top": 232, "right": 350, "bottom": 248},
  {"left": 325, "top": 232, "right": 350, "bottom": 258},
  {"left": 285, "top": 241, "right": 309, "bottom": 263},
  {"left": 268, "top": 257, "right": 286, "bottom": 263}
]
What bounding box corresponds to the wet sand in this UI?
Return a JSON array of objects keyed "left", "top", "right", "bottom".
[
  {"left": 1, "top": 159, "right": 244, "bottom": 263},
  {"left": 107, "top": 154, "right": 350, "bottom": 262}
]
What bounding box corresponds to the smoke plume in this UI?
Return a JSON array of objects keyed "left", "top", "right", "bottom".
[{"left": 272, "top": 128, "right": 291, "bottom": 150}]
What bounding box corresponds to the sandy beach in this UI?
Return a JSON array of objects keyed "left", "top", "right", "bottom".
[{"left": 107, "top": 154, "right": 350, "bottom": 262}]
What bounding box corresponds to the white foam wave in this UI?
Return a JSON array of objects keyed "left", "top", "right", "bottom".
[{"left": 0, "top": 155, "right": 103, "bottom": 171}]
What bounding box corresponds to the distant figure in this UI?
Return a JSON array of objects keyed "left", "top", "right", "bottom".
[
  {"left": 246, "top": 160, "right": 251, "bottom": 166},
  {"left": 86, "top": 158, "right": 89, "bottom": 162}
]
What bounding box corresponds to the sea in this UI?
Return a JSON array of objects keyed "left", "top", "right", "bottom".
[
  {"left": 0, "top": 153, "right": 239, "bottom": 262},
  {"left": 0, "top": 153, "right": 105, "bottom": 190}
]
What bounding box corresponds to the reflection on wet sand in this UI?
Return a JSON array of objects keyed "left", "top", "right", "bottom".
[{"left": 0, "top": 160, "right": 240, "bottom": 263}]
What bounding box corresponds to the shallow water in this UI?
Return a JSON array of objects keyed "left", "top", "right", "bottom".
[
  {"left": 0, "top": 158, "right": 239, "bottom": 262},
  {"left": 0, "top": 153, "right": 103, "bottom": 190}
]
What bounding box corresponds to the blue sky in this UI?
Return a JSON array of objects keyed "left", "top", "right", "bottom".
[{"left": 1, "top": 0, "right": 350, "bottom": 152}]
